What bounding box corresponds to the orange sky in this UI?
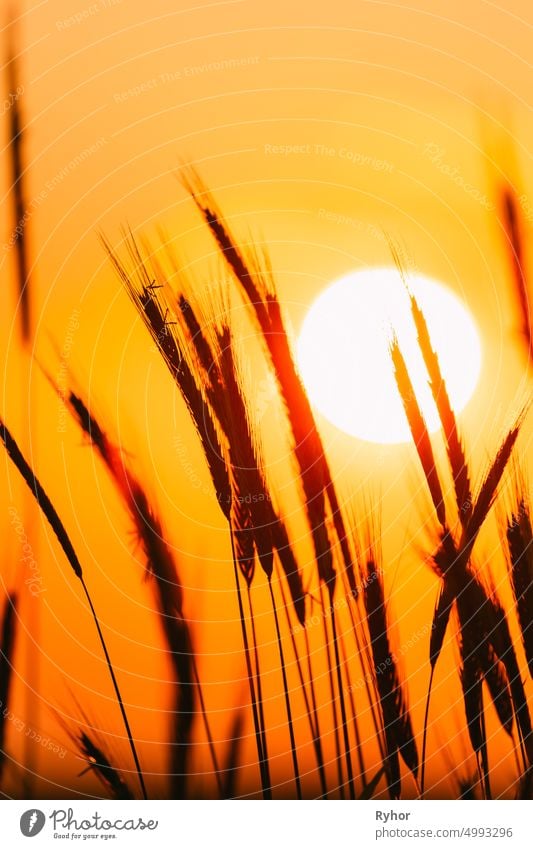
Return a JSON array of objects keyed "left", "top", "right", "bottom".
[{"left": 1, "top": 0, "right": 532, "bottom": 799}]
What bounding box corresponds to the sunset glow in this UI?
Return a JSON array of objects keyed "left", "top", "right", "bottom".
[{"left": 297, "top": 269, "right": 482, "bottom": 443}]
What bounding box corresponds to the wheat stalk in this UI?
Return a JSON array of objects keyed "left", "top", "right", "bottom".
[
  {"left": 363, "top": 558, "right": 418, "bottom": 799},
  {"left": 0, "top": 593, "right": 17, "bottom": 785},
  {"left": 0, "top": 419, "right": 147, "bottom": 799},
  {"left": 506, "top": 490, "right": 533, "bottom": 678}
]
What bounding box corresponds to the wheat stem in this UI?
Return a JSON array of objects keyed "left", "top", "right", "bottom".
[
  {"left": 230, "top": 538, "right": 271, "bottom": 798},
  {"left": 268, "top": 578, "right": 302, "bottom": 798},
  {"left": 0, "top": 419, "right": 147, "bottom": 800}
]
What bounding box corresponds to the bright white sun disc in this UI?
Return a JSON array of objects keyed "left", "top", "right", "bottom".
[{"left": 296, "top": 268, "right": 482, "bottom": 444}]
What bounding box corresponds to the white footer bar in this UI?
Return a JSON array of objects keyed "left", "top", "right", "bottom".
[{"left": 2, "top": 800, "right": 530, "bottom": 848}]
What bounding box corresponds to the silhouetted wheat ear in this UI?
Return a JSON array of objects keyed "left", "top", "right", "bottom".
[
  {"left": 177, "top": 293, "right": 220, "bottom": 383},
  {"left": 363, "top": 558, "right": 419, "bottom": 799},
  {"left": 63, "top": 387, "right": 182, "bottom": 599},
  {"left": 507, "top": 496, "right": 533, "bottom": 678},
  {"left": 77, "top": 732, "right": 134, "bottom": 800},
  {"left": 116, "top": 260, "right": 272, "bottom": 795},
  {"left": 60, "top": 387, "right": 220, "bottom": 796},
  {"left": 105, "top": 238, "right": 233, "bottom": 519},
  {"left": 464, "top": 412, "right": 525, "bottom": 555},
  {"left": 422, "top": 409, "right": 526, "bottom": 782},
  {"left": 231, "top": 495, "right": 256, "bottom": 587},
  {"left": 390, "top": 337, "right": 446, "bottom": 527},
  {"left": 67, "top": 391, "right": 112, "bottom": 464},
  {"left": 6, "top": 46, "right": 31, "bottom": 344},
  {"left": 482, "top": 591, "right": 533, "bottom": 766},
  {"left": 0, "top": 418, "right": 147, "bottom": 799},
  {"left": 0, "top": 593, "right": 17, "bottom": 784},
  {"left": 65, "top": 389, "right": 183, "bottom": 593},
  {"left": 500, "top": 184, "right": 533, "bottom": 362},
  {"left": 212, "top": 325, "right": 274, "bottom": 580},
  {"left": 409, "top": 293, "right": 472, "bottom": 526},
  {"left": 1, "top": 420, "right": 82, "bottom": 577},
  {"left": 455, "top": 570, "right": 515, "bottom": 738},
  {"left": 452, "top": 562, "right": 526, "bottom": 743},
  {"left": 429, "top": 537, "right": 491, "bottom": 664},
  {"left": 180, "top": 168, "right": 357, "bottom": 594},
  {"left": 180, "top": 296, "right": 306, "bottom": 622},
  {"left": 180, "top": 168, "right": 270, "bottom": 317},
  {"left": 427, "top": 406, "right": 525, "bottom": 662}
]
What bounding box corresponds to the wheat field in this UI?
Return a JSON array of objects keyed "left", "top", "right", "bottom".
[{"left": 0, "top": 0, "right": 532, "bottom": 803}]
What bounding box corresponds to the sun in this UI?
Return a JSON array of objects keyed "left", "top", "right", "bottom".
[{"left": 296, "top": 268, "right": 482, "bottom": 445}]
